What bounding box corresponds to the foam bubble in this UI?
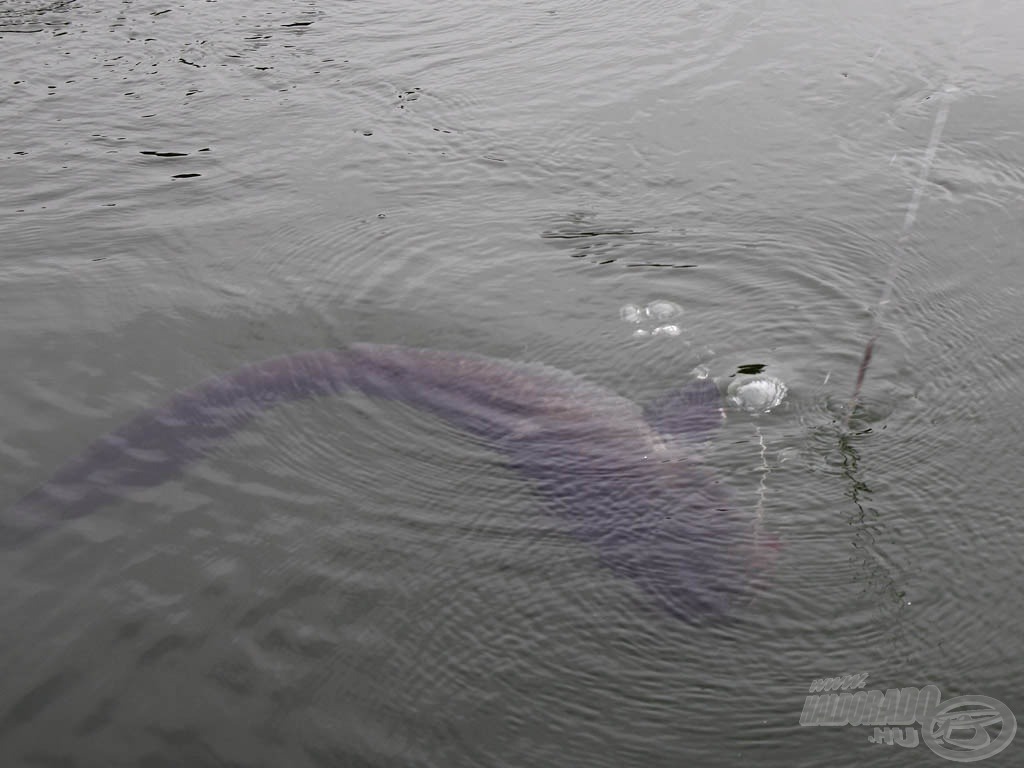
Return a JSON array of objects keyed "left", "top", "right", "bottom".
[{"left": 727, "top": 376, "right": 788, "bottom": 414}]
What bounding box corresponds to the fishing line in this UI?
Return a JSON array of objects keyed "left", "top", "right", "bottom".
[
  {"left": 753, "top": 424, "right": 770, "bottom": 523},
  {"left": 842, "top": 4, "right": 981, "bottom": 431}
]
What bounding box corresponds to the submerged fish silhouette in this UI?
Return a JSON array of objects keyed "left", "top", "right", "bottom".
[{"left": 3, "top": 344, "right": 774, "bottom": 622}]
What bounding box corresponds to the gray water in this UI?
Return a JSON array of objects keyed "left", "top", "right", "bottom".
[{"left": 2, "top": 0, "right": 1023, "bottom": 765}]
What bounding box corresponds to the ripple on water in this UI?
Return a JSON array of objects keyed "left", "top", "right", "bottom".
[
  {"left": 0, "top": 0, "right": 75, "bottom": 33},
  {"left": 2, "top": 0, "right": 1023, "bottom": 764}
]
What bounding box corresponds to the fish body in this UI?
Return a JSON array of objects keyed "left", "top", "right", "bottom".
[{"left": 4, "top": 344, "right": 768, "bottom": 621}]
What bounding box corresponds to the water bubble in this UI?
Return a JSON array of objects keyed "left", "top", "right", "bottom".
[
  {"left": 621, "top": 299, "right": 685, "bottom": 340},
  {"left": 620, "top": 304, "right": 643, "bottom": 323},
  {"left": 727, "top": 375, "right": 788, "bottom": 414},
  {"left": 646, "top": 300, "right": 682, "bottom": 321},
  {"left": 690, "top": 364, "right": 711, "bottom": 380}
]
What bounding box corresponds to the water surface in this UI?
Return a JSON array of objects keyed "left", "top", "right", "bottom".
[{"left": 2, "top": 0, "right": 1023, "bottom": 765}]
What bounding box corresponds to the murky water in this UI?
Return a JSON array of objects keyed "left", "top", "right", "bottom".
[{"left": 2, "top": 0, "right": 1023, "bottom": 765}]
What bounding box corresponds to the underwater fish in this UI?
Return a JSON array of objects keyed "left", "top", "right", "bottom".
[{"left": 3, "top": 344, "right": 774, "bottom": 622}]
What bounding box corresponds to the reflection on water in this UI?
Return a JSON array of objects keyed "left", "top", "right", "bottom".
[{"left": 833, "top": 427, "right": 912, "bottom": 650}]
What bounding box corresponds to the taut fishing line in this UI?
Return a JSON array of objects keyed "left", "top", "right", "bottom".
[{"left": 842, "top": 3, "right": 982, "bottom": 431}]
